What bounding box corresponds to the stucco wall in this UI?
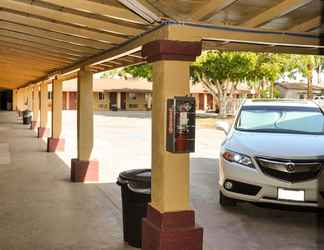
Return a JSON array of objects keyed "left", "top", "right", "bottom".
[
  {"left": 93, "top": 92, "right": 110, "bottom": 111},
  {"left": 126, "top": 92, "right": 147, "bottom": 111}
]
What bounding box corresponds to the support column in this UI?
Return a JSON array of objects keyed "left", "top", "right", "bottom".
[
  {"left": 48, "top": 78, "right": 65, "bottom": 152},
  {"left": 142, "top": 40, "right": 203, "bottom": 250},
  {"left": 27, "top": 86, "right": 33, "bottom": 111},
  {"left": 17, "top": 89, "right": 23, "bottom": 111},
  {"left": 38, "top": 81, "right": 49, "bottom": 138},
  {"left": 12, "top": 89, "right": 17, "bottom": 111},
  {"left": 71, "top": 67, "right": 98, "bottom": 182},
  {"left": 204, "top": 93, "right": 208, "bottom": 111},
  {"left": 117, "top": 92, "right": 121, "bottom": 110},
  {"left": 21, "top": 88, "right": 27, "bottom": 111},
  {"left": 31, "top": 85, "right": 39, "bottom": 129}
]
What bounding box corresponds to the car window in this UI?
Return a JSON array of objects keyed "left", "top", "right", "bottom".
[{"left": 236, "top": 106, "right": 324, "bottom": 134}]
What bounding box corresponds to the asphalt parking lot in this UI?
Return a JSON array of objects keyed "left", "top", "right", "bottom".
[{"left": 53, "top": 111, "right": 324, "bottom": 250}]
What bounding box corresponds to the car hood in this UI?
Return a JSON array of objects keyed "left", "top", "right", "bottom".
[{"left": 225, "top": 130, "right": 324, "bottom": 159}]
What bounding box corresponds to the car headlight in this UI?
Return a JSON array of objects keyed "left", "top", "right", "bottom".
[{"left": 222, "top": 150, "right": 254, "bottom": 168}]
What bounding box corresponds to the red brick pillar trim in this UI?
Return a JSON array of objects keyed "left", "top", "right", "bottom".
[
  {"left": 70, "top": 158, "right": 99, "bottom": 183},
  {"left": 142, "top": 205, "right": 203, "bottom": 250},
  {"left": 37, "top": 127, "right": 49, "bottom": 138},
  {"left": 142, "top": 40, "right": 202, "bottom": 63},
  {"left": 47, "top": 138, "right": 65, "bottom": 152}
]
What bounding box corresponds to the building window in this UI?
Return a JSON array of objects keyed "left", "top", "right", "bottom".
[
  {"left": 48, "top": 92, "right": 52, "bottom": 100},
  {"left": 98, "top": 92, "right": 104, "bottom": 100},
  {"left": 129, "top": 93, "right": 136, "bottom": 100}
]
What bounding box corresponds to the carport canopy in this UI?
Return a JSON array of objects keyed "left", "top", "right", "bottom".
[
  {"left": 0, "top": 0, "right": 323, "bottom": 89},
  {"left": 2, "top": 1, "right": 324, "bottom": 249}
]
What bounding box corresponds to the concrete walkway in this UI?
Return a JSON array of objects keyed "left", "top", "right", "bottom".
[
  {"left": 0, "top": 111, "right": 134, "bottom": 250},
  {"left": 2, "top": 110, "right": 324, "bottom": 250}
]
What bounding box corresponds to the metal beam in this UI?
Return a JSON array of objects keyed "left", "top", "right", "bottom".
[
  {"left": 40, "top": 0, "right": 148, "bottom": 24},
  {"left": 0, "top": 43, "right": 75, "bottom": 63},
  {"left": 0, "top": 10, "right": 127, "bottom": 44},
  {"left": 289, "top": 16, "right": 322, "bottom": 32},
  {"left": 3, "top": 0, "right": 145, "bottom": 36},
  {"left": 0, "top": 29, "right": 101, "bottom": 54},
  {"left": 0, "top": 36, "right": 85, "bottom": 58},
  {"left": 0, "top": 21, "right": 113, "bottom": 50},
  {"left": 192, "top": 0, "right": 237, "bottom": 21},
  {"left": 241, "top": 0, "right": 313, "bottom": 28}
]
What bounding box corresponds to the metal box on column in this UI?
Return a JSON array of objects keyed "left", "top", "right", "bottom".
[{"left": 166, "top": 96, "right": 195, "bottom": 153}]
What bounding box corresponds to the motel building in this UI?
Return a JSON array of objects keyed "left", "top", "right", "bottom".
[
  {"left": 46, "top": 77, "right": 252, "bottom": 113},
  {"left": 46, "top": 78, "right": 224, "bottom": 112}
]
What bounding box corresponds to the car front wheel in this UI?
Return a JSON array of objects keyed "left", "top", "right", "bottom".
[{"left": 219, "top": 191, "right": 237, "bottom": 206}]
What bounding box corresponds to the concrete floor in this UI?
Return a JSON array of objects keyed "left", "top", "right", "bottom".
[
  {"left": 1, "top": 111, "right": 324, "bottom": 250},
  {"left": 0, "top": 111, "right": 135, "bottom": 250}
]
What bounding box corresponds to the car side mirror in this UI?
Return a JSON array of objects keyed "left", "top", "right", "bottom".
[{"left": 216, "top": 121, "right": 230, "bottom": 135}]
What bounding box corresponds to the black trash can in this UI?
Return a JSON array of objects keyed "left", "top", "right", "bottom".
[
  {"left": 22, "top": 110, "right": 32, "bottom": 125},
  {"left": 117, "top": 169, "right": 151, "bottom": 248}
]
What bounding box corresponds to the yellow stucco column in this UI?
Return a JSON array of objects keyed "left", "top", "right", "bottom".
[
  {"left": 71, "top": 67, "right": 99, "bottom": 182},
  {"left": 22, "top": 88, "right": 27, "bottom": 111},
  {"left": 47, "top": 78, "right": 65, "bottom": 152},
  {"left": 31, "top": 85, "right": 39, "bottom": 129},
  {"left": 12, "top": 89, "right": 17, "bottom": 111},
  {"left": 38, "top": 81, "right": 49, "bottom": 138},
  {"left": 26, "top": 86, "right": 33, "bottom": 111},
  {"left": 17, "top": 89, "right": 23, "bottom": 111},
  {"left": 141, "top": 40, "right": 203, "bottom": 250},
  {"left": 151, "top": 60, "right": 192, "bottom": 212}
]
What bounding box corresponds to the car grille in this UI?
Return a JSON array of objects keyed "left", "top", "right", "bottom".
[{"left": 256, "top": 157, "right": 323, "bottom": 182}]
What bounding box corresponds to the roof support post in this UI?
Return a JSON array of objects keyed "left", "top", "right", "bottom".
[
  {"left": 16, "top": 89, "right": 22, "bottom": 111},
  {"left": 47, "top": 78, "right": 65, "bottom": 152},
  {"left": 27, "top": 86, "right": 33, "bottom": 111},
  {"left": 71, "top": 67, "right": 99, "bottom": 182},
  {"left": 12, "top": 89, "right": 17, "bottom": 111},
  {"left": 141, "top": 40, "right": 203, "bottom": 250},
  {"left": 38, "top": 81, "right": 49, "bottom": 138},
  {"left": 31, "top": 85, "right": 39, "bottom": 130}
]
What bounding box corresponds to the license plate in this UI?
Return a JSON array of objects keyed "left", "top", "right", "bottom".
[{"left": 278, "top": 188, "right": 305, "bottom": 202}]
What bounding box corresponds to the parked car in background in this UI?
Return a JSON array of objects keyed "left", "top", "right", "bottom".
[{"left": 216, "top": 99, "right": 324, "bottom": 207}]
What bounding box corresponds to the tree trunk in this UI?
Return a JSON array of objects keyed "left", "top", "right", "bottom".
[{"left": 218, "top": 97, "right": 227, "bottom": 118}]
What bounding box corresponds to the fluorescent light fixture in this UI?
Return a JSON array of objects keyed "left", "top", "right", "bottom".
[{"left": 118, "top": 0, "right": 160, "bottom": 23}]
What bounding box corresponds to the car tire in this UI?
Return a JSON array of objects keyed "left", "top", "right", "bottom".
[{"left": 220, "top": 191, "right": 237, "bottom": 206}]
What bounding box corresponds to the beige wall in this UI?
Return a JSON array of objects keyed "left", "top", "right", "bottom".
[
  {"left": 93, "top": 92, "right": 110, "bottom": 111},
  {"left": 52, "top": 90, "right": 212, "bottom": 112},
  {"left": 126, "top": 92, "right": 147, "bottom": 111}
]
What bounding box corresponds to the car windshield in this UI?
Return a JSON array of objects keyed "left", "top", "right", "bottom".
[{"left": 236, "top": 105, "right": 324, "bottom": 134}]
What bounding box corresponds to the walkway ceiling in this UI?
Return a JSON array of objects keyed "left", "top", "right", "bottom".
[{"left": 0, "top": 0, "right": 323, "bottom": 89}]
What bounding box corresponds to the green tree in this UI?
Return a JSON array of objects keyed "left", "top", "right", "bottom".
[
  {"left": 191, "top": 51, "right": 256, "bottom": 116},
  {"left": 121, "top": 64, "right": 152, "bottom": 81},
  {"left": 121, "top": 51, "right": 303, "bottom": 115}
]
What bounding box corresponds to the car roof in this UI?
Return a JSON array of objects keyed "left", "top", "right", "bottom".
[{"left": 243, "top": 99, "right": 319, "bottom": 108}]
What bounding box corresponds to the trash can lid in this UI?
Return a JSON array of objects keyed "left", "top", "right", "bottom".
[
  {"left": 118, "top": 169, "right": 151, "bottom": 183},
  {"left": 117, "top": 169, "right": 151, "bottom": 189}
]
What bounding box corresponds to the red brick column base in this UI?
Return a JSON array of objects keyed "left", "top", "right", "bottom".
[
  {"left": 31, "top": 121, "right": 38, "bottom": 130},
  {"left": 37, "top": 127, "right": 49, "bottom": 138},
  {"left": 47, "top": 138, "right": 65, "bottom": 152},
  {"left": 70, "top": 158, "right": 99, "bottom": 183},
  {"left": 142, "top": 205, "right": 203, "bottom": 250}
]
